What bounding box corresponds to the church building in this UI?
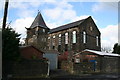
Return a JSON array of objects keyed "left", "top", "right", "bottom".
[{"left": 25, "top": 12, "right": 101, "bottom": 54}]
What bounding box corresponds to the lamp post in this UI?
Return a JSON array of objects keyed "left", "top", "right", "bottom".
[{"left": 2, "top": 0, "right": 9, "bottom": 29}]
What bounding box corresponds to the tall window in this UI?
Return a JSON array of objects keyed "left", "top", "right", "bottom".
[
  {"left": 53, "top": 35, "right": 55, "bottom": 46},
  {"left": 48, "top": 37, "right": 50, "bottom": 39},
  {"left": 53, "top": 35, "right": 55, "bottom": 38},
  {"left": 58, "top": 34, "right": 61, "bottom": 52},
  {"left": 65, "top": 33, "right": 68, "bottom": 44},
  {"left": 43, "top": 29, "right": 45, "bottom": 32},
  {"left": 48, "top": 37, "right": 50, "bottom": 50},
  {"left": 44, "top": 38, "right": 46, "bottom": 42},
  {"left": 73, "top": 31, "right": 76, "bottom": 43},
  {"left": 59, "top": 34, "right": 61, "bottom": 45},
  {"left": 96, "top": 36, "right": 99, "bottom": 46},
  {"left": 83, "top": 31, "right": 86, "bottom": 43},
  {"left": 90, "top": 26, "right": 93, "bottom": 31}
]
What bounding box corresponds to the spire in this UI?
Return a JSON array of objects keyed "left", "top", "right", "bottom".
[{"left": 30, "top": 11, "right": 48, "bottom": 29}]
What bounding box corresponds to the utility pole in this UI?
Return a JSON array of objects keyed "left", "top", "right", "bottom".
[{"left": 2, "top": 0, "right": 9, "bottom": 29}]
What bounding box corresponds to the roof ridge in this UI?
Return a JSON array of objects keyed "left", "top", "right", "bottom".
[
  {"left": 49, "top": 17, "right": 89, "bottom": 33},
  {"left": 51, "top": 18, "right": 86, "bottom": 30}
]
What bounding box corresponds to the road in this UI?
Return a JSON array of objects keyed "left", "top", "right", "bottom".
[
  {"left": 4, "top": 69, "right": 120, "bottom": 80},
  {"left": 49, "top": 69, "right": 120, "bottom": 80}
]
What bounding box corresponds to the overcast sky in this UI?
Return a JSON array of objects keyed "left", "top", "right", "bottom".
[{"left": 0, "top": 0, "right": 119, "bottom": 50}]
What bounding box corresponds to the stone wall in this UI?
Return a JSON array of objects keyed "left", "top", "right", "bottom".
[
  {"left": 60, "top": 57, "right": 120, "bottom": 74},
  {"left": 61, "top": 61, "right": 95, "bottom": 74},
  {"left": 61, "top": 61, "right": 73, "bottom": 73},
  {"left": 100, "top": 57, "right": 120, "bottom": 73},
  {"left": 73, "top": 62, "right": 94, "bottom": 74},
  {"left": 6, "top": 59, "right": 49, "bottom": 78}
]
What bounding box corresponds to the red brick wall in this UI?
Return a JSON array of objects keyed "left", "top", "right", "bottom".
[{"left": 20, "top": 46, "right": 43, "bottom": 59}]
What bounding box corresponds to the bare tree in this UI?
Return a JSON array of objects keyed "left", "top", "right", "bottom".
[{"left": 101, "top": 47, "right": 112, "bottom": 53}]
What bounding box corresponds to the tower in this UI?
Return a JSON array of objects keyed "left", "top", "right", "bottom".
[{"left": 26, "top": 12, "right": 49, "bottom": 51}]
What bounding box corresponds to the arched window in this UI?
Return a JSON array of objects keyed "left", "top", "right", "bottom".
[
  {"left": 59, "top": 34, "right": 61, "bottom": 37},
  {"left": 59, "top": 34, "right": 61, "bottom": 45},
  {"left": 48, "top": 37, "right": 50, "bottom": 39},
  {"left": 83, "top": 31, "right": 86, "bottom": 43},
  {"left": 53, "top": 35, "right": 55, "bottom": 38},
  {"left": 58, "top": 34, "right": 62, "bottom": 52},
  {"left": 65, "top": 33, "right": 68, "bottom": 44},
  {"left": 52, "top": 35, "right": 55, "bottom": 46},
  {"left": 96, "top": 36, "right": 99, "bottom": 46},
  {"left": 43, "top": 29, "right": 45, "bottom": 32},
  {"left": 72, "top": 31, "right": 76, "bottom": 43}
]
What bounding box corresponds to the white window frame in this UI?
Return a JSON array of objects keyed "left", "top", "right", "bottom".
[
  {"left": 48, "top": 37, "right": 50, "bottom": 39},
  {"left": 53, "top": 35, "right": 55, "bottom": 38},
  {"left": 96, "top": 36, "right": 99, "bottom": 46},
  {"left": 59, "top": 34, "right": 61, "bottom": 37},
  {"left": 59, "top": 34, "right": 61, "bottom": 45},
  {"left": 72, "top": 31, "right": 76, "bottom": 43},
  {"left": 43, "top": 29, "right": 45, "bottom": 32},
  {"left": 83, "top": 31, "right": 86, "bottom": 43},
  {"left": 65, "top": 33, "right": 68, "bottom": 44},
  {"left": 53, "top": 35, "right": 55, "bottom": 46}
]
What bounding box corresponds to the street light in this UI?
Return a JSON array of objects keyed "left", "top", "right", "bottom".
[{"left": 2, "top": 0, "right": 9, "bottom": 29}]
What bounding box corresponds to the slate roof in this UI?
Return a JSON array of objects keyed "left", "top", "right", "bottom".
[
  {"left": 50, "top": 17, "right": 88, "bottom": 33},
  {"left": 30, "top": 12, "right": 48, "bottom": 29}
]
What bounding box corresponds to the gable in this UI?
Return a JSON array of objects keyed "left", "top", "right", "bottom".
[
  {"left": 85, "top": 16, "right": 101, "bottom": 35},
  {"left": 77, "top": 16, "right": 100, "bottom": 37}
]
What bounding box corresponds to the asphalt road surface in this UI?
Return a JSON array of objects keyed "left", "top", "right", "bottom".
[
  {"left": 49, "top": 69, "right": 120, "bottom": 80},
  {"left": 3, "top": 69, "right": 120, "bottom": 80}
]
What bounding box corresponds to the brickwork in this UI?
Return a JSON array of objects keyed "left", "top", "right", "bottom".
[{"left": 20, "top": 46, "right": 43, "bottom": 60}]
